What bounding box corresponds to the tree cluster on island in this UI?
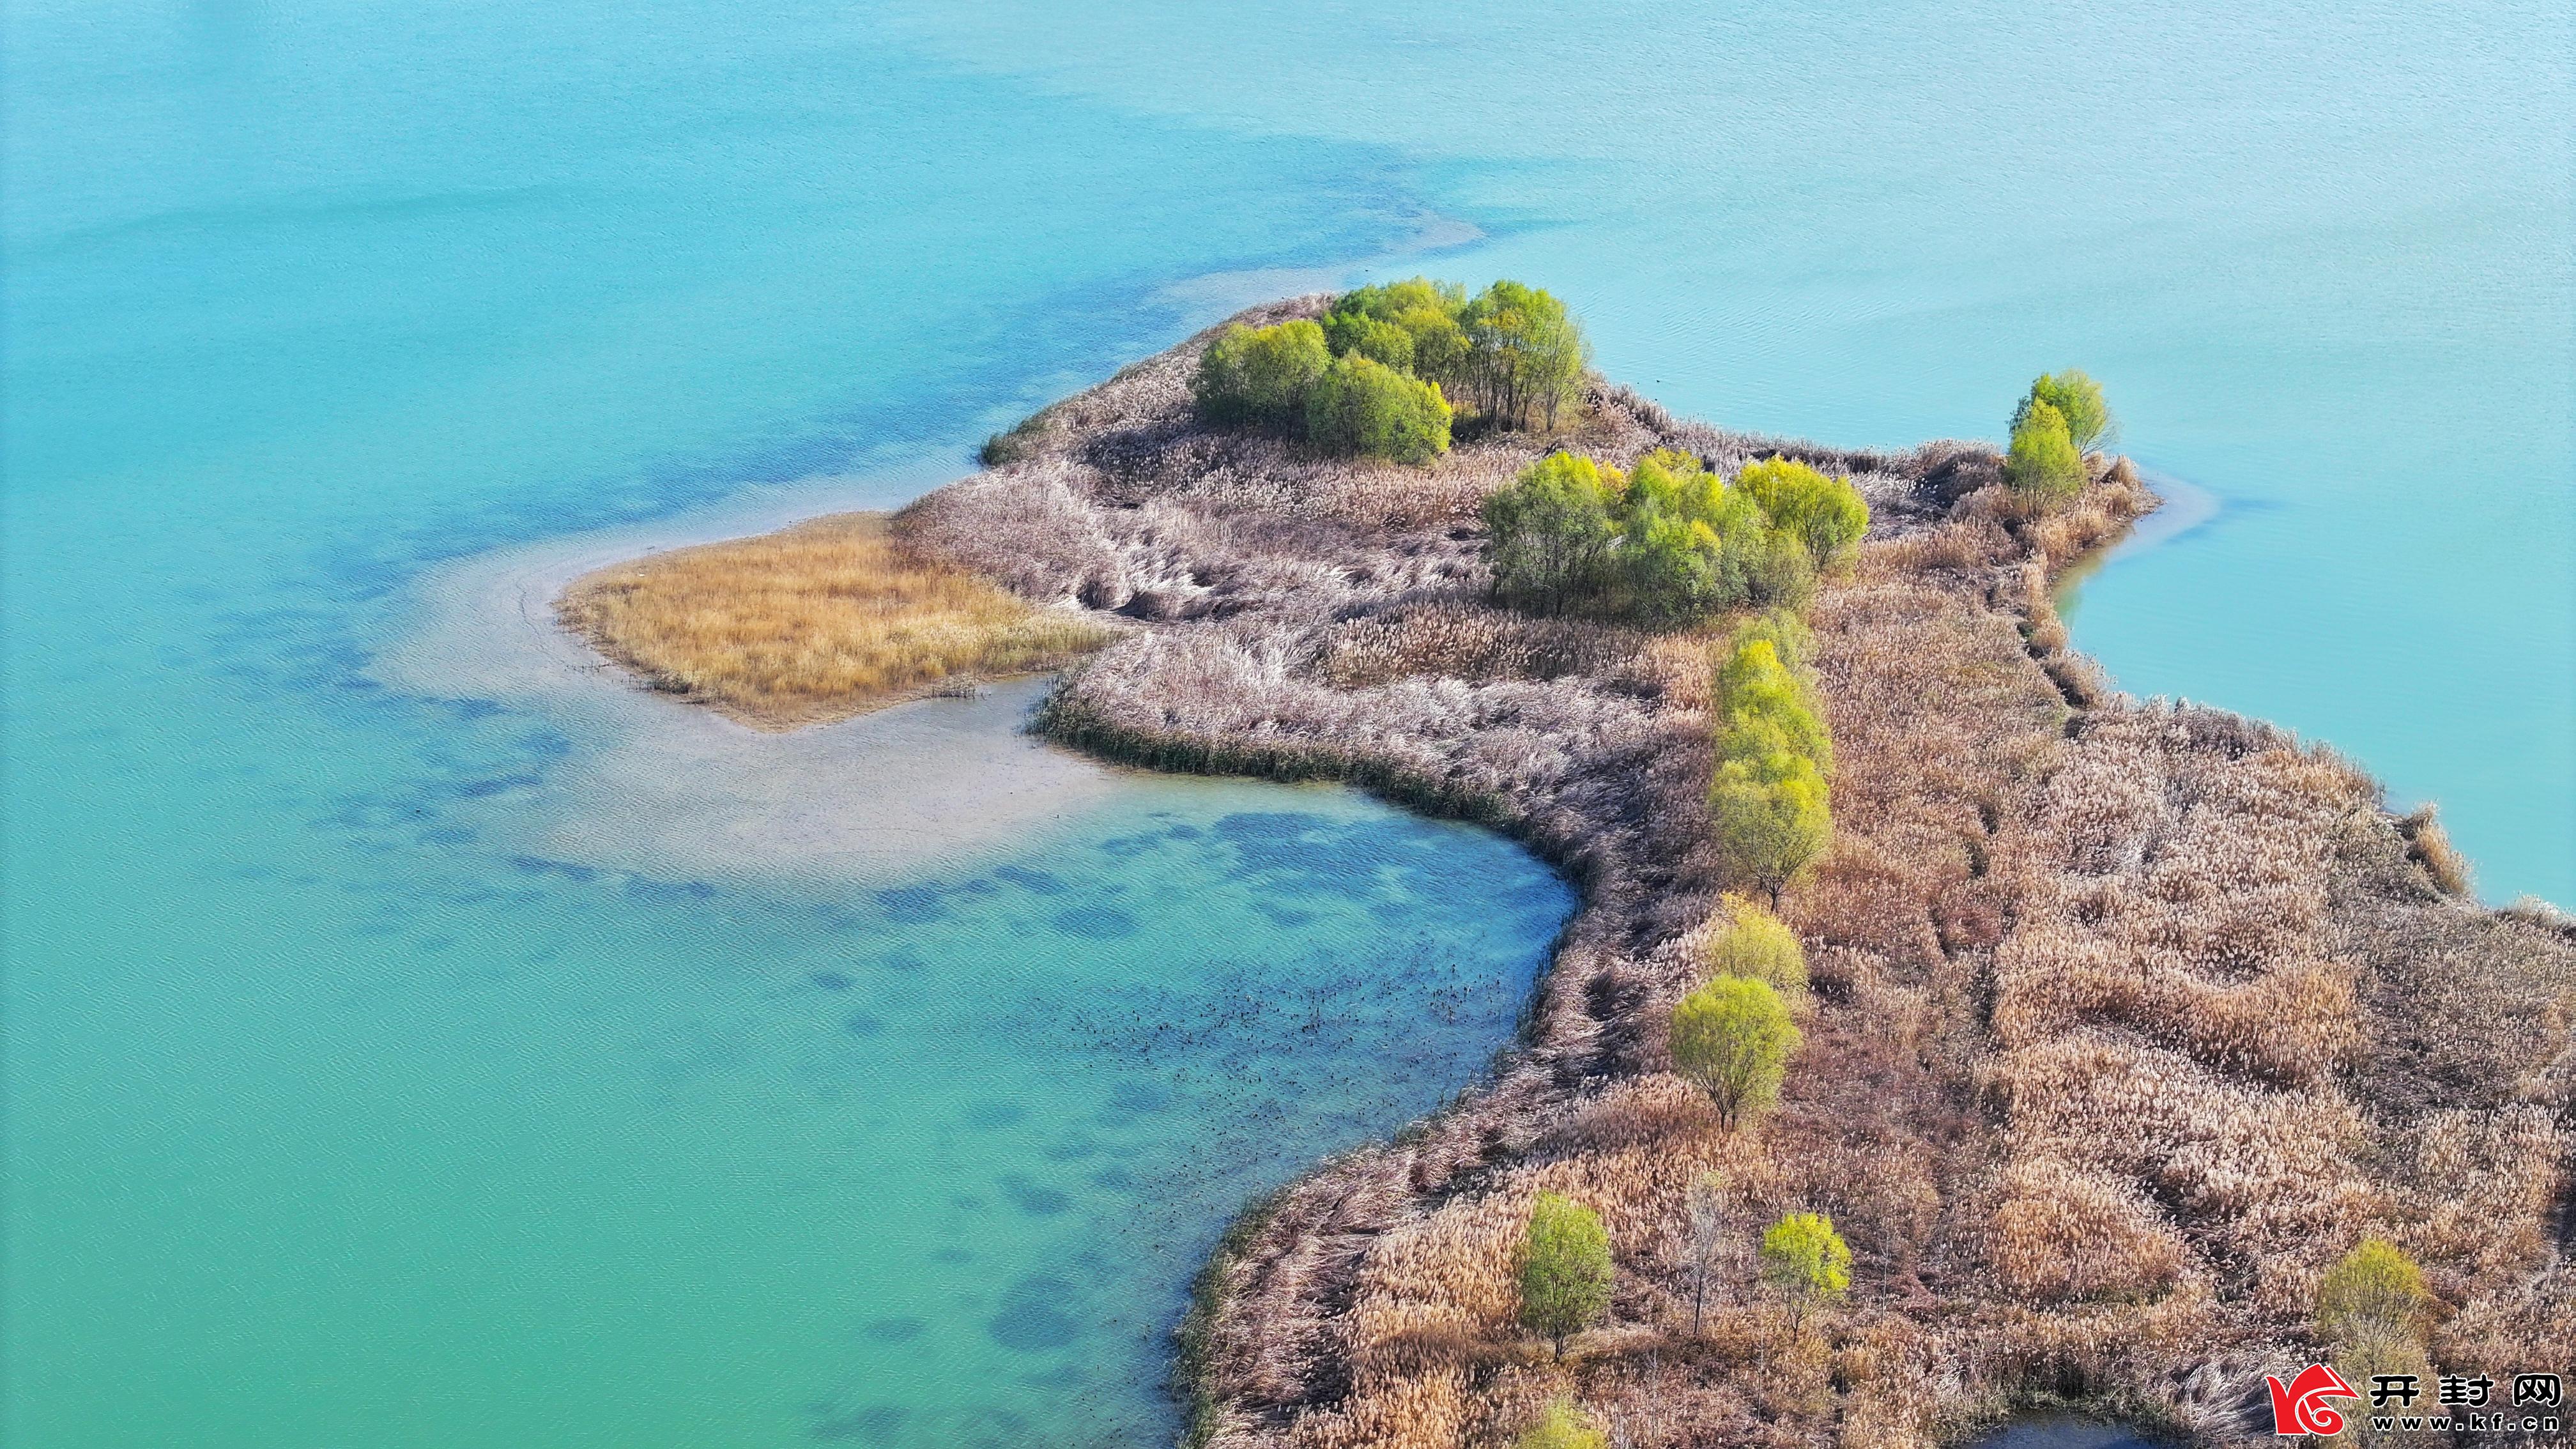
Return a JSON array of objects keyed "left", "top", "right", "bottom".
[
  {"left": 1192, "top": 278, "right": 1591, "bottom": 463},
  {"left": 1480, "top": 450, "right": 1866, "bottom": 624}
]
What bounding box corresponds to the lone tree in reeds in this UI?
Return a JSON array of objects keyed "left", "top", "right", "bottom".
[
  {"left": 2014, "top": 369, "right": 2115, "bottom": 452},
  {"left": 1514, "top": 1399, "right": 1609, "bottom": 1449},
  {"left": 2004, "top": 397, "right": 2087, "bottom": 506},
  {"left": 1671, "top": 976, "right": 1800, "bottom": 1128},
  {"left": 1684, "top": 1170, "right": 1738, "bottom": 1335},
  {"left": 1758, "top": 1211, "right": 1850, "bottom": 1335},
  {"left": 2318, "top": 1238, "right": 2428, "bottom": 1349},
  {"left": 2317, "top": 1238, "right": 2432, "bottom": 1445},
  {"left": 1519, "top": 1192, "right": 1614, "bottom": 1358},
  {"left": 1483, "top": 453, "right": 1619, "bottom": 617},
  {"left": 1706, "top": 897, "right": 1809, "bottom": 995}
]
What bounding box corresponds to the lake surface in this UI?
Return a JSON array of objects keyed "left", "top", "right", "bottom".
[{"left": 4, "top": 1, "right": 2568, "bottom": 1445}]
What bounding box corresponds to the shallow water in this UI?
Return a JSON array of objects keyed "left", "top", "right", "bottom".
[{"left": 5, "top": 1, "right": 2570, "bottom": 1445}]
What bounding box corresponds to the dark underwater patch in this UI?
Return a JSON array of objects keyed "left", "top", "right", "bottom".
[
  {"left": 873, "top": 885, "right": 947, "bottom": 923},
  {"left": 987, "top": 1275, "right": 1081, "bottom": 1353},
  {"left": 1211, "top": 811, "right": 1363, "bottom": 883},
  {"left": 1097, "top": 1079, "right": 1172, "bottom": 1125},
  {"left": 998, "top": 1174, "right": 1069, "bottom": 1216},
  {"left": 507, "top": 854, "right": 597, "bottom": 884},
  {"left": 1050, "top": 905, "right": 1137, "bottom": 939},
  {"left": 806, "top": 1403, "right": 906, "bottom": 1443},
  {"left": 993, "top": 864, "right": 1068, "bottom": 895}
]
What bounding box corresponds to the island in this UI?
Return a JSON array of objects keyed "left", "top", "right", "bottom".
[{"left": 560, "top": 284, "right": 2573, "bottom": 1448}]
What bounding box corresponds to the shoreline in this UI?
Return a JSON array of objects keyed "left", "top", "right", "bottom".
[
  {"left": 535, "top": 302, "right": 2573, "bottom": 1446},
  {"left": 369, "top": 456, "right": 1156, "bottom": 887}
]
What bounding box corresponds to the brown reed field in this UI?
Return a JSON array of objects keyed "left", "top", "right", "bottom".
[
  {"left": 556, "top": 511, "right": 1110, "bottom": 729},
  {"left": 581, "top": 299, "right": 2575, "bottom": 1445}
]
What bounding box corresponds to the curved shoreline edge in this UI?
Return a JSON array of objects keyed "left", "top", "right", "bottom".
[{"left": 572, "top": 299, "right": 2575, "bottom": 1448}]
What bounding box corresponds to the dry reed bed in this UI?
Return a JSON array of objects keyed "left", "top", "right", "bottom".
[
  {"left": 556, "top": 512, "right": 1110, "bottom": 729},
  {"left": 883, "top": 300, "right": 2570, "bottom": 1444}
]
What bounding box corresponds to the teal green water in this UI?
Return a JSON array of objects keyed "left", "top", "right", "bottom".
[{"left": 6, "top": 1, "right": 2570, "bottom": 1445}]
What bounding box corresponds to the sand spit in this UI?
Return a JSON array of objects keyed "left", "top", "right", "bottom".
[{"left": 371, "top": 464, "right": 1146, "bottom": 885}]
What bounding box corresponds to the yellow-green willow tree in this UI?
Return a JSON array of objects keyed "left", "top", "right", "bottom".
[
  {"left": 1517, "top": 1192, "right": 1613, "bottom": 1358},
  {"left": 1708, "top": 630, "right": 1833, "bottom": 903},
  {"left": 1671, "top": 975, "right": 1800, "bottom": 1128}
]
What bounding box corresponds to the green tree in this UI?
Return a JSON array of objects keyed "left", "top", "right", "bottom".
[
  {"left": 1738, "top": 608, "right": 1813, "bottom": 664},
  {"left": 1322, "top": 314, "right": 1416, "bottom": 372},
  {"left": 2316, "top": 1238, "right": 2427, "bottom": 1351},
  {"left": 1514, "top": 1400, "right": 1608, "bottom": 1449},
  {"left": 1330, "top": 277, "right": 1466, "bottom": 328},
  {"left": 1305, "top": 354, "right": 1453, "bottom": 463},
  {"left": 1483, "top": 453, "right": 1619, "bottom": 615},
  {"left": 1735, "top": 457, "right": 1869, "bottom": 565},
  {"left": 2013, "top": 369, "right": 2114, "bottom": 452},
  {"left": 1458, "top": 280, "right": 1590, "bottom": 430},
  {"left": 1670, "top": 976, "right": 1800, "bottom": 1128},
  {"left": 1710, "top": 632, "right": 1834, "bottom": 901},
  {"left": 2003, "top": 397, "right": 2086, "bottom": 505},
  {"left": 1710, "top": 760, "right": 1832, "bottom": 903},
  {"left": 1610, "top": 449, "right": 1762, "bottom": 622},
  {"left": 1479, "top": 450, "right": 1815, "bottom": 625},
  {"left": 1758, "top": 1211, "right": 1851, "bottom": 1333},
  {"left": 1194, "top": 320, "right": 1329, "bottom": 431},
  {"left": 1326, "top": 277, "right": 1470, "bottom": 386},
  {"left": 2316, "top": 1239, "right": 2430, "bottom": 1448},
  {"left": 1706, "top": 897, "right": 1808, "bottom": 994},
  {"left": 1715, "top": 637, "right": 1832, "bottom": 775},
  {"left": 1518, "top": 1192, "right": 1614, "bottom": 1358}
]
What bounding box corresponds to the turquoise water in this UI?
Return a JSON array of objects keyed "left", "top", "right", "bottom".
[
  {"left": 6, "top": 1, "right": 2570, "bottom": 1446},
  {"left": 877, "top": 0, "right": 2574, "bottom": 906}
]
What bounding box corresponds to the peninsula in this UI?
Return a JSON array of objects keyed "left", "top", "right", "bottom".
[{"left": 561, "top": 287, "right": 2574, "bottom": 1448}]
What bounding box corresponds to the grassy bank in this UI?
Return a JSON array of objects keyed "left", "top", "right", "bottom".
[{"left": 556, "top": 512, "right": 1109, "bottom": 730}]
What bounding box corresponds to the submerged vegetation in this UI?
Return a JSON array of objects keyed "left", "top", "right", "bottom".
[
  {"left": 577, "top": 296, "right": 2573, "bottom": 1448},
  {"left": 555, "top": 512, "right": 1107, "bottom": 729}
]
